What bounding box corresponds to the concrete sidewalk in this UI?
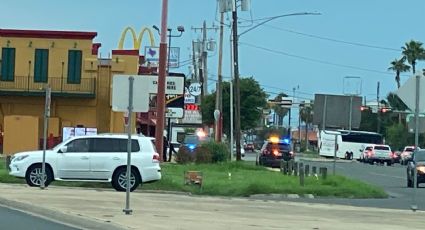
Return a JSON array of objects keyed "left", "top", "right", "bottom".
[{"left": 0, "top": 183, "right": 423, "bottom": 230}]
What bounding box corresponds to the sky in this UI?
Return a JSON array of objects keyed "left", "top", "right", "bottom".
[{"left": 1, "top": 0, "right": 425, "bottom": 125}]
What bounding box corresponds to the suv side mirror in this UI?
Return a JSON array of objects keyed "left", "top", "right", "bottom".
[{"left": 59, "top": 146, "right": 68, "bottom": 153}]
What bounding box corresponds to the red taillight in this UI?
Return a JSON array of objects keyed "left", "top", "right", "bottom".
[
  {"left": 368, "top": 151, "right": 374, "bottom": 157},
  {"left": 272, "top": 150, "right": 279, "bottom": 155},
  {"left": 152, "top": 153, "right": 160, "bottom": 163}
]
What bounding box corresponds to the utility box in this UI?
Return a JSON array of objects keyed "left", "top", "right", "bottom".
[{"left": 3, "top": 115, "right": 39, "bottom": 156}]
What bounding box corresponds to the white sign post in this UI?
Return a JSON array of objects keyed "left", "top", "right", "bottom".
[{"left": 112, "top": 75, "right": 150, "bottom": 215}]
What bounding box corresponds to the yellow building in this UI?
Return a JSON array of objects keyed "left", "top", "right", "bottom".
[{"left": 0, "top": 29, "right": 140, "bottom": 155}]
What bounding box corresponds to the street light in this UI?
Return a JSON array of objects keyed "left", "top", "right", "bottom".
[
  {"left": 232, "top": 10, "right": 320, "bottom": 160},
  {"left": 152, "top": 25, "right": 185, "bottom": 161}
]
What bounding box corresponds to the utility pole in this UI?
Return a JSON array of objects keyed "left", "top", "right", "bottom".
[
  {"left": 377, "top": 81, "right": 380, "bottom": 133},
  {"left": 232, "top": 0, "right": 242, "bottom": 161},
  {"left": 154, "top": 0, "right": 169, "bottom": 161},
  {"left": 215, "top": 12, "right": 224, "bottom": 142},
  {"left": 192, "top": 22, "right": 217, "bottom": 97},
  {"left": 192, "top": 41, "right": 198, "bottom": 81}
]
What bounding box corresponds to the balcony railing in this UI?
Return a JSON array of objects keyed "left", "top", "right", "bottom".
[{"left": 0, "top": 76, "right": 96, "bottom": 97}]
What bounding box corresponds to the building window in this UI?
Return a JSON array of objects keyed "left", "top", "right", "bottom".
[
  {"left": 1, "top": 48, "right": 16, "bottom": 81},
  {"left": 34, "top": 49, "right": 49, "bottom": 83},
  {"left": 67, "top": 50, "right": 82, "bottom": 84}
]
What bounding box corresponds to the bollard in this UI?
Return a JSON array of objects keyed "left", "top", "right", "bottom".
[
  {"left": 312, "top": 166, "right": 317, "bottom": 175},
  {"left": 320, "top": 167, "right": 327, "bottom": 180},
  {"left": 5, "top": 156, "right": 11, "bottom": 171},
  {"left": 294, "top": 162, "right": 298, "bottom": 176},
  {"left": 282, "top": 161, "right": 288, "bottom": 175},
  {"left": 288, "top": 160, "right": 294, "bottom": 175},
  {"left": 299, "top": 163, "right": 305, "bottom": 186},
  {"left": 305, "top": 164, "right": 310, "bottom": 177}
]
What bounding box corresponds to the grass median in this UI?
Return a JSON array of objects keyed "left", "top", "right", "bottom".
[{"left": 0, "top": 157, "right": 387, "bottom": 198}]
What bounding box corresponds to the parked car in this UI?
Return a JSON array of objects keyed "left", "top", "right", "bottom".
[
  {"left": 257, "top": 137, "right": 294, "bottom": 168},
  {"left": 361, "top": 144, "right": 393, "bottom": 165},
  {"left": 406, "top": 149, "right": 425, "bottom": 187},
  {"left": 9, "top": 134, "right": 161, "bottom": 192},
  {"left": 400, "top": 146, "right": 416, "bottom": 165},
  {"left": 244, "top": 142, "right": 255, "bottom": 152}
]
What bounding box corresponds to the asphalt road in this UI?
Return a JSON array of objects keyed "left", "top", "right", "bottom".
[
  {"left": 242, "top": 151, "right": 424, "bottom": 211},
  {"left": 286, "top": 159, "right": 425, "bottom": 211},
  {"left": 0, "top": 205, "right": 80, "bottom": 230}
]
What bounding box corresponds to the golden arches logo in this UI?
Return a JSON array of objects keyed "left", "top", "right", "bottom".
[{"left": 118, "top": 26, "right": 156, "bottom": 49}]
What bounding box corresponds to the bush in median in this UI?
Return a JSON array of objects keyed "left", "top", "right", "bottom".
[
  {"left": 175, "top": 146, "right": 194, "bottom": 164},
  {"left": 200, "top": 141, "right": 230, "bottom": 163}
]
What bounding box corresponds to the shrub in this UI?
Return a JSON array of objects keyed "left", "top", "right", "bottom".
[
  {"left": 194, "top": 146, "right": 213, "bottom": 164},
  {"left": 201, "top": 141, "right": 230, "bottom": 163},
  {"left": 175, "top": 146, "right": 194, "bottom": 164}
]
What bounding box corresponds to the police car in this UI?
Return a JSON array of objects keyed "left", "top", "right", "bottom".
[{"left": 257, "top": 137, "right": 294, "bottom": 168}]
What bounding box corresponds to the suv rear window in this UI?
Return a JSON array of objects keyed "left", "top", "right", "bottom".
[{"left": 374, "top": 146, "right": 390, "bottom": 151}]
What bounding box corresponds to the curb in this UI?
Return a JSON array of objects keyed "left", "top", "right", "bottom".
[
  {"left": 0, "top": 197, "right": 127, "bottom": 230},
  {"left": 249, "top": 193, "right": 315, "bottom": 200}
]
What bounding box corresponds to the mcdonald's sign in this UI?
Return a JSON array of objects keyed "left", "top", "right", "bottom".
[{"left": 118, "top": 26, "right": 156, "bottom": 50}]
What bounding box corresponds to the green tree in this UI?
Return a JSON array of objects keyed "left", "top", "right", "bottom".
[
  {"left": 299, "top": 102, "right": 313, "bottom": 150},
  {"left": 402, "top": 40, "right": 425, "bottom": 74},
  {"left": 200, "top": 77, "right": 268, "bottom": 137},
  {"left": 388, "top": 57, "right": 410, "bottom": 88},
  {"left": 272, "top": 93, "right": 289, "bottom": 127}
]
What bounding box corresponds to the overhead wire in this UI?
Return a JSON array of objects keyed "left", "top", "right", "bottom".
[{"left": 239, "top": 41, "right": 396, "bottom": 76}]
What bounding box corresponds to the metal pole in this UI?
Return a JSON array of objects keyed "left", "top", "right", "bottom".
[
  {"left": 411, "top": 74, "right": 420, "bottom": 212},
  {"left": 232, "top": 0, "right": 242, "bottom": 161},
  {"left": 322, "top": 95, "right": 328, "bottom": 131},
  {"left": 333, "top": 134, "right": 337, "bottom": 176},
  {"left": 202, "top": 21, "right": 208, "bottom": 97},
  {"left": 123, "top": 76, "right": 134, "bottom": 215},
  {"left": 349, "top": 96, "right": 353, "bottom": 131},
  {"left": 166, "top": 30, "right": 172, "bottom": 161},
  {"left": 229, "top": 30, "right": 234, "bottom": 161},
  {"left": 215, "top": 12, "right": 224, "bottom": 142},
  {"left": 377, "top": 81, "right": 381, "bottom": 133},
  {"left": 40, "top": 86, "right": 51, "bottom": 189},
  {"left": 154, "top": 0, "right": 169, "bottom": 160},
  {"left": 230, "top": 79, "right": 234, "bottom": 161}
]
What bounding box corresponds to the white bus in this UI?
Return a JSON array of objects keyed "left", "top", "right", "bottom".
[{"left": 318, "top": 130, "right": 383, "bottom": 159}]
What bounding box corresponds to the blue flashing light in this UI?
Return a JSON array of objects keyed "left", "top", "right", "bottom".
[
  {"left": 282, "top": 138, "right": 290, "bottom": 144},
  {"left": 188, "top": 144, "right": 196, "bottom": 150}
]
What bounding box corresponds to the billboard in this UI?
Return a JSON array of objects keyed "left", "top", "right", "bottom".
[{"left": 313, "top": 94, "right": 362, "bottom": 129}]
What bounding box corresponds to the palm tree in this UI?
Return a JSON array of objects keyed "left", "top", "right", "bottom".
[
  {"left": 272, "top": 93, "right": 289, "bottom": 127},
  {"left": 299, "top": 102, "right": 313, "bottom": 150},
  {"left": 402, "top": 40, "right": 425, "bottom": 74},
  {"left": 388, "top": 57, "right": 410, "bottom": 88}
]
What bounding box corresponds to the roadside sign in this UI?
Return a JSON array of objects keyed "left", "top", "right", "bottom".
[
  {"left": 396, "top": 73, "right": 425, "bottom": 112},
  {"left": 112, "top": 75, "right": 150, "bottom": 112},
  {"left": 188, "top": 82, "right": 202, "bottom": 96},
  {"left": 144, "top": 46, "right": 180, "bottom": 68},
  {"left": 166, "top": 108, "right": 184, "bottom": 118},
  {"left": 141, "top": 75, "right": 185, "bottom": 95},
  {"left": 184, "top": 90, "right": 196, "bottom": 104}
]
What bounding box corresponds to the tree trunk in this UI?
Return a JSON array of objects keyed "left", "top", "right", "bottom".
[{"left": 396, "top": 71, "right": 401, "bottom": 88}]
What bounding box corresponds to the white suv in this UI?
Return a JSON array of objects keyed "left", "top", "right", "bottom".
[{"left": 9, "top": 134, "right": 161, "bottom": 191}]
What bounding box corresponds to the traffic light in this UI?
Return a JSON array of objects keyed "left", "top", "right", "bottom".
[{"left": 360, "top": 106, "right": 370, "bottom": 111}]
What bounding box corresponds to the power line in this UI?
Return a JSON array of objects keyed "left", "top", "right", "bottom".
[
  {"left": 239, "top": 41, "right": 395, "bottom": 76},
  {"left": 238, "top": 17, "right": 401, "bottom": 52},
  {"left": 263, "top": 24, "right": 401, "bottom": 52}
]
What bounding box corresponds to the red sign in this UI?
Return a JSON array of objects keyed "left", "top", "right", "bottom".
[{"left": 185, "top": 104, "right": 199, "bottom": 111}]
